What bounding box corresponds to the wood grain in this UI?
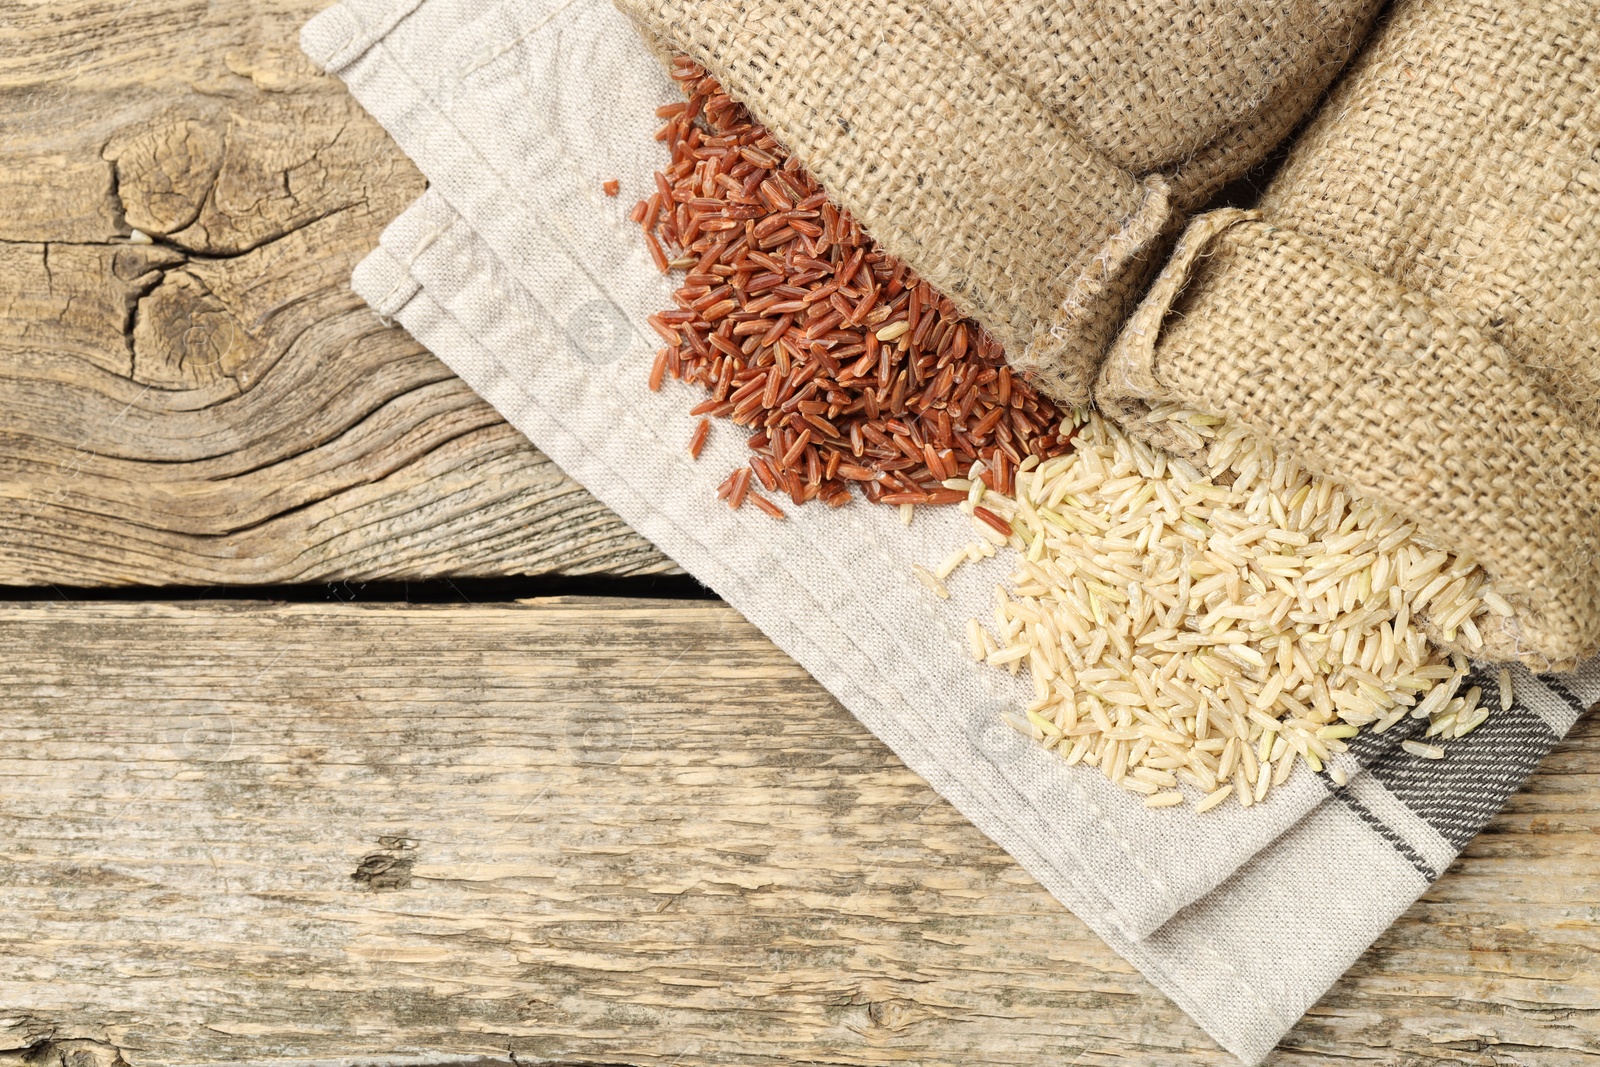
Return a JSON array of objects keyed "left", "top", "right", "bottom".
[
  {"left": 1, "top": 598, "right": 1594, "bottom": 1066},
  {"left": 0, "top": 0, "right": 675, "bottom": 585}
]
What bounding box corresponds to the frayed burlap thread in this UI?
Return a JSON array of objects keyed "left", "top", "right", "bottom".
[
  {"left": 1100, "top": 0, "right": 1600, "bottom": 670},
  {"left": 613, "top": 0, "right": 1381, "bottom": 405}
]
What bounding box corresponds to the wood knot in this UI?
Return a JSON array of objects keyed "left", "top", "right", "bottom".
[
  {"left": 104, "top": 116, "right": 225, "bottom": 238},
  {"left": 130, "top": 269, "right": 254, "bottom": 389},
  {"left": 0, "top": 1038, "right": 129, "bottom": 1067},
  {"left": 865, "top": 998, "right": 920, "bottom": 1032},
  {"left": 352, "top": 837, "right": 417, "bottom": 890}
]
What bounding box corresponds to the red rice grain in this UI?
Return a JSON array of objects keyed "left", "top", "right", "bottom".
[
  {"left": 603, "top": 178, "right": 621, "bottom": 197},
  {"left": 728, "top": 467, "right": 752, "bottom": 509},
  {"left": 973, "top": 506, "right": 1014, "bottom": 538},
  {"left": 749, "top": 492, "right": 786, "bottom": 520},
  {"left": 641, "top": 60, "right": 1073, "bottom": 517},
  {"left": 688, "top": 417, "right": 711, "bottom": 459}
]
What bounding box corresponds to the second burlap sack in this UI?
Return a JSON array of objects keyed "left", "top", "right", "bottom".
[
  {"left": 1099, "top": 0, "right": 1600, "bottom": 671},
  {"left": 611, "top": 0, "right": 1382, "bottom": 405}
]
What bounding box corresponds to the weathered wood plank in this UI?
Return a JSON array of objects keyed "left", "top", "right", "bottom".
[
  {"left": 0, "top": 0, "right": 675, "bottom": 584},
  {"left": 0, "top": 598, "right": 1594, "bottom": 1066}
]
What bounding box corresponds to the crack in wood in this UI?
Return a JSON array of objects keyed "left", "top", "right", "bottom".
[{"left": 0, "top": 0, "right": 676, "bottom": 585}]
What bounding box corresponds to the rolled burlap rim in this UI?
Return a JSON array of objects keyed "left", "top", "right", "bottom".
[{"left": 1098, "top": 210, "right": 1600, "bottom": 672}]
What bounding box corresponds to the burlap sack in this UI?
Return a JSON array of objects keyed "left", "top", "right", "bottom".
[
  {"left": 610, "top": 0, "right": 1382, "bottom": 405},
  {"left": 1099, "top": 0, "right": 1600, "bottom": 671}
]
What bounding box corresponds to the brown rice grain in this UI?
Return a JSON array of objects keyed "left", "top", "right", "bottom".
[{"left": 944, "top": 408, "right": 1498, "bottom": 812}]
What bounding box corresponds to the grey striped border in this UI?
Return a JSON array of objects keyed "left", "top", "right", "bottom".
[{"left": 1323, "top": 663, "right": 1596, "bottom": 879}]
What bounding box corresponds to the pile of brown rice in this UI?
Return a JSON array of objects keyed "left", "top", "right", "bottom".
[{"left": 925, "top": 407, "right": 1507, "bottom": 811}]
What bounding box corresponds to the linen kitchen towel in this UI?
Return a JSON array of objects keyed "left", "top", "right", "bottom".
[{"left": 301, "top": 0, "right": 1600, "bottom": 1059}]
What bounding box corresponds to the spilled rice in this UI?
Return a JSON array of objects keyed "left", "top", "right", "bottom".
[
  {"left": 637, "top": 59, "right": 1071, "bottom": 519},
  {"left": 931, "top": 406, "right": 1504, "bottom": 811},
  {"left": 636, "top": 62, "right": 1508, "bottom": 814}
]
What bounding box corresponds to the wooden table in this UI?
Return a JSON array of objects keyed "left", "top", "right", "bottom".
[{"left": 1, "top": 3, "right": 1595, "bottom": 1064}]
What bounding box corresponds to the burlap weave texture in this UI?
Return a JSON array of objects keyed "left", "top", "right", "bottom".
[
  {"left": 927, "top": 0, "right": 1380, "bottom": 197},
  {"left": 1100, "top": 0, "right": 1600, "bottom": 670},
  {"left": 612, "top": 0, "right": 1381, "bottom": 405}
]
